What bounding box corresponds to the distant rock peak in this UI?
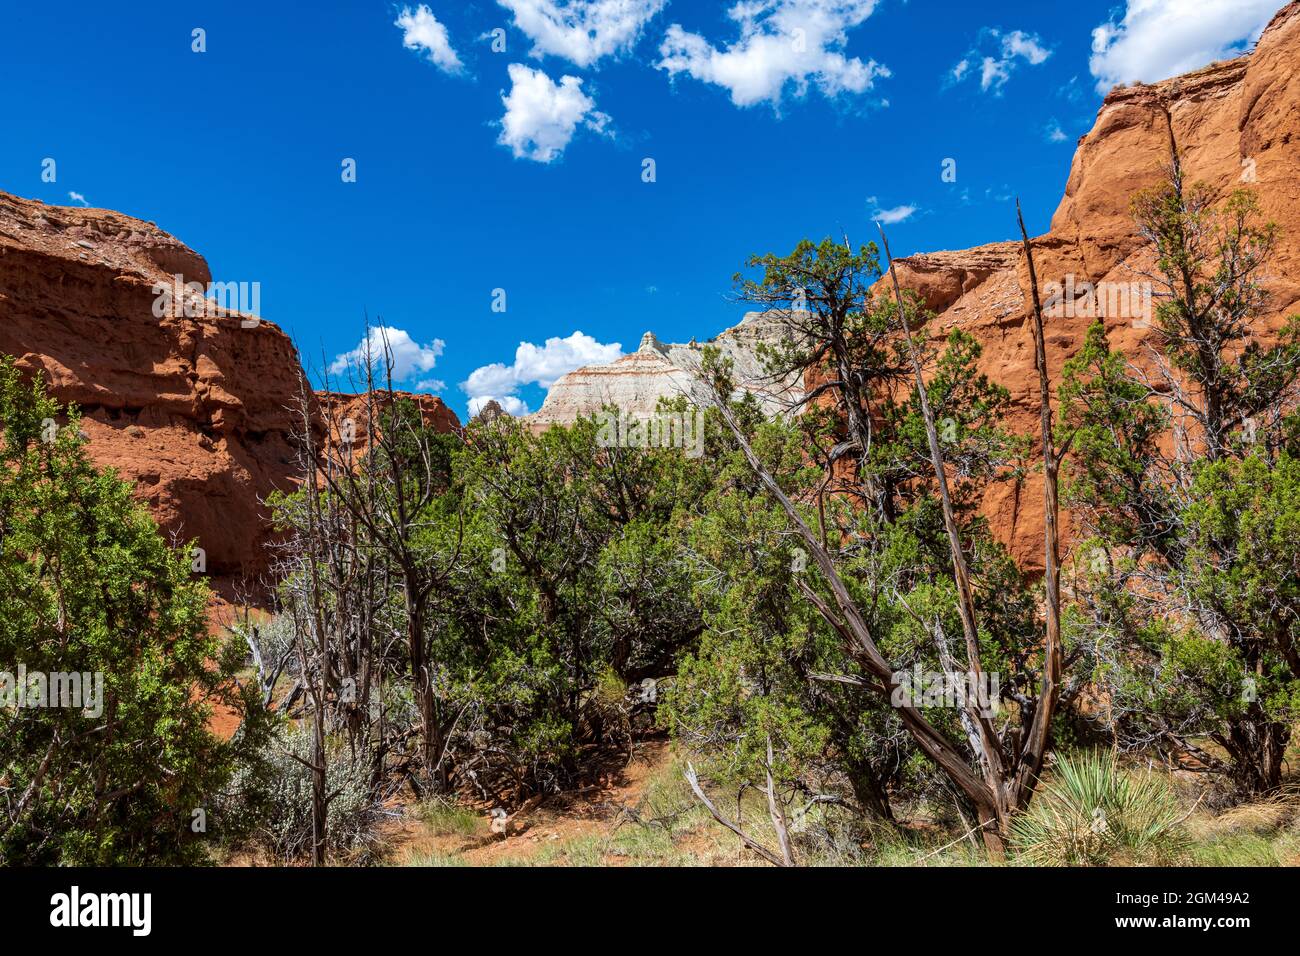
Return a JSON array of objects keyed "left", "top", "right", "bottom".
[
  {"left": 527, "top": 311, "right": 804, "bottom": 429},
  {"left": 637, "top": 331, "right": 667, "bottom": 354}
]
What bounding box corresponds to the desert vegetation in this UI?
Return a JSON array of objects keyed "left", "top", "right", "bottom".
[{"left": 3, "top": 155, "right": 1299, "bottom": 868}]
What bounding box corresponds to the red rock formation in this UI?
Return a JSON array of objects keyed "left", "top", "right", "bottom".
[
  {"left": 317, "top": 390, "right": 460, "bottom": 458},
  {"left": 0, "top": 192, "right": 459, "bottom": 585},
  {"left": 886, "top": 0, "right": 1300, "bottom": 570}
]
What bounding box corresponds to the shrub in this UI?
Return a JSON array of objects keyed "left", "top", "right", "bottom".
[
  {"left": 1010, "top": 752, "right": 1188, "bottom": 866},
  {"left": 220, "top": 723, "right": 383, "bottom": 864}
]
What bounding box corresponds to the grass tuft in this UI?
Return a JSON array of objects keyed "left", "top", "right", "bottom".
[{"left": 416, "top": 800, "right": 483, "bottom": 840}]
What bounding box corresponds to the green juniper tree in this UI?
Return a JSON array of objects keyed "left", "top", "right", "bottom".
[
  {"left": 439, "top": 412, "right": 706, "bottom": 795},
  {"left": 1060, "top": 151, "right": 1300, "bottom": 796},
  {"left": 0, "top": 357, "right": 268, "bottom": 865}
]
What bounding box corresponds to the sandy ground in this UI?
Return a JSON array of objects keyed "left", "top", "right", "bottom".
[{"left": 382, "top": 740, "right": 672, "bottom": 866}]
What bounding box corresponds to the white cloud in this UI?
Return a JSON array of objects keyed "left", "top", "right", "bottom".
[
  {"left": 948, "top": 28, "right": 1052, "bottom": 93},
  {"left": 497, "top": 63, "right": 611, "bottom": 162},
  {"left": 68, "top": 191, "right": 89, "bottom": 207},
  {"left": 498, "top": 0, "right": 665, "bottom": 68},
  {"left": 330, "top": 327, "right": 447, "bottom": 382},
  {"left": 1045, "top": 119, "right": 1068, "bottom": 143},
  {"left": 657, "top": 0, "right": 889, "bottom": 109},
  {"left": 1089, "top": 0, "right": 1276, "bottom": 94},
  {"left": 415, "top": 378, "right": 448, "bottom": 393},
  {"left": 979, "top": 56, "right": 1011, "bottom": 91},
  {"left": 868, "top": 196, "right": 916, "bottom": 224},
  {"left": 468, "top": 395, "right": 531, "bottom": 417},
  {"left": 395, "top": 4, "right": 464, "bottom": 73},
  {"left": 462, "top": 330, "right": 623, "bottom": 411},
  {"left": 1002, "top": 30, "right": 1050, "bottom": 66}
]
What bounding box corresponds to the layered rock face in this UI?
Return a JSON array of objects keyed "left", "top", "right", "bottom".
[
  {"left": 0, "top": 192, "right": 459, "bottom": 584},
  {"left": 527, "top": 311, "right": 803, "bottom": 429},
  {"left": 883, "top": 0, "right": 1300, "bottom": 569}
]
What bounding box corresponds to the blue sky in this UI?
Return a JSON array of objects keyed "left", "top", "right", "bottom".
[{"left": 0, "top": 1, "right": 1279, "bottom": 417}]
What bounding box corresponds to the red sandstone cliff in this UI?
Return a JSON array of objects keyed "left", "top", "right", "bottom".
[
  {"left": 887, "top": 0, "right": 1300, "bottom": 569},
  {"left": 0, "top": 192, "right": 458, "bottom": 583}
]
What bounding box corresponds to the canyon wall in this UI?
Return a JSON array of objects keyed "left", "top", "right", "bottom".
[
  {"left": 887, "top": 0, "right": 1300, "bottom": 568},
  {"left": 0, "top": 192, "right": 458, "bottom": 584},
  {"left": 2, "top": 2, "right": 1298, "bottom": 582}
]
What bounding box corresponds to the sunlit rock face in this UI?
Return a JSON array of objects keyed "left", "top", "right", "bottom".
[
  {"left": 527, "top": 312, "right": 805, "bottom": 429},
  {"left": 0, "top": 191, "right": 459, "bottom": 582},
  {"left": 873, "top": 1, "right": 1300, "bottom": 570}
]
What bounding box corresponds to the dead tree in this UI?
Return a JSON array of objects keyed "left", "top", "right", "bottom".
[
  {"left": 285, "top": 377, "right": 333, "bottom": 866},
  {"left": 684, "top": 736, "right": 795, "bottom": 867},
  {"left": 315, "top": 329, "right": 464, "bottom": 793}
]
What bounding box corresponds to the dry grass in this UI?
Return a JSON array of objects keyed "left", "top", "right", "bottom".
[
  {"left": 1190, "top": 786, "right": 1300, "bottom": 837},
  {"left": 389, "top": 742, "right": 1300, "bottom": 867}
]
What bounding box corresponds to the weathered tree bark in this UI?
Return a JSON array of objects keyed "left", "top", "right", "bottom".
[
  {"left": 1010, "top": 201, "right": 1066, "bottom": 808},
  {"left": 710, "top": 396, "right": 1004, "bottom": 850},
  {"left": 296, "top": 383, "right": 331, "bottom": 867},
  {"left": 764, "top": 737, "right": 796, "bottom": 867},
  {"left": 877, "top": 225, "right": 1009, "bottom": 851}
]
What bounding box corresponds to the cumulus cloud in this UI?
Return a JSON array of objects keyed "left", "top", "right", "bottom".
[
  {"left": 1089, "top": 0, "right": 1276, "bottom": 94},
  {"left": 949, "top": 28, "right": 1051, "bottom": 94},
  {"left": 329, "top": 327, "right": 447, "bottom": 382},
  {"left": 395, "top": 4, "right": 464, "bottom": 73},
  {"left": 1045, "top": 119, "right": 1068, "bottom": 143},
  {"left": 497, "top": 63, "right": 612, "bottom": 162},
  {"left": 462, "top": 331, "right": 623, "bottom": 414},
  {"left": 656, "top": 0, "right": 889, "bottom": 109},
  {"left": 67, "top": 191, "right": 90, "bottom": 207},
  {"left": 498, "top": 0, "right": 665, "bottom": 68},
  {"left": 868, "top": 197, "right": 916, "bottom": 224}
]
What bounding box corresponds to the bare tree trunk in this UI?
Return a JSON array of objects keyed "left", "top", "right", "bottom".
[
  {"left": 1011, "top": 202, "right": 1067, "bottom": 806},
  {"left": 699, "top": 216, "right": 1074, "bottom": 861},
  {"left": 298, "top": 385, "right": 331, "bottom": 867},
  {"left": 709, "top": 396, "right": 1003, "bottom": 846},
  {"left": 684, "top": 763, "right": 791, "bottom": 867}
]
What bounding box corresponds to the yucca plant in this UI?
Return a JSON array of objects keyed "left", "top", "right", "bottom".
[{"left": 1010, "top": 752, "right": 1189, "bottom": 866}]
